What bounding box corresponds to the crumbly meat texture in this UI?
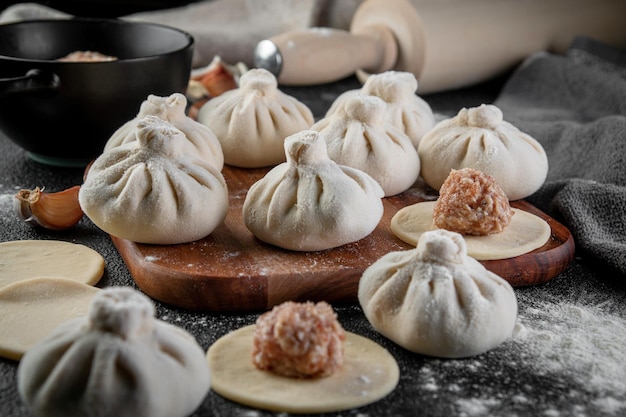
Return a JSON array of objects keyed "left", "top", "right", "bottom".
[
  {"left": 57, "top": 50, "right": 118, "bottom": 62},
  {"left": 433, "top": 168, "right": 514, "bottom": 236},
  {"left": 252, "top": 301, "right": 345, "bottom": 378}
]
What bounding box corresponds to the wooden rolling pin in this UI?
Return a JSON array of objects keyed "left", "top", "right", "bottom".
[{"left": 254, "top": 0, "right": 626, "bottom": 93}]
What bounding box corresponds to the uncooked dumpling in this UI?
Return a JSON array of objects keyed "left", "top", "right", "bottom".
[
  {"left": 104, "top": 93, "right": 224, "bottom": 169},
  {"left": 417, "top": 104, "right": 548, "bottom": 200},
  {"left": 197, "top": 68, "right": 314, "bottom": 168},
  {"left": 243, "top": 130, "right": 384, "bottom": 251},
  {"left": 17, "top": 287, "right": 210, "bottom": 417},
  {"left": 80, "top": 115, "right": 229, "bottom": 245},
  {"left": 311, "top": 94, "right": 420, "bottom": 196},
  {"left": 326, "top": 70, "right": 435, "bottom": 147},
  {"left": 358, "top": 229, "right": 518, "bottom": 358}
]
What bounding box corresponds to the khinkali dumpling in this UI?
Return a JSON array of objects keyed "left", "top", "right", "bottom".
[
  {"left": 311, "top": 94, "right": 420, "bottom": 196},
  {"left": 79, "top": 115, "right": 229, "bottom": 245},
  {"left": 18, "top": 287, "right": 210, "bottom": 417},
  {"left": 417, "top": 104, "right": 548, "bottom": 200},
  {"left": 197, "top": 68, "right": 314, "bottom": 168},
  {"left": 358, "top": 229, "right": 518, "bottom": 358},
  {"left": 104, "top": 93, "right": 224, "bottom": 169},
  {"left": 326, "top": 71, "right": 435, "bottom": 147},
  {"left": 243, "top": 130, "right": 384, "bottom": 251}
]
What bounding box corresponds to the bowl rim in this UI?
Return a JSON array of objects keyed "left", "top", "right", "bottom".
[{"left": 0, "top": 17, "right": 195, "bottom": 64}]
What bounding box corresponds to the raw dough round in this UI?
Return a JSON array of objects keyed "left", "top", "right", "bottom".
[
  {"left": 0, "top": 277, "right": 100, "bottom": 360},
  {"left": 0, "top": 240, "right": 105, "bottom": 291},
  {"left": 207, "top": 325, "right": 399, "bottom": 414},
  {"left": 391, "top": 201, "right": 551, "bottom": 260}
]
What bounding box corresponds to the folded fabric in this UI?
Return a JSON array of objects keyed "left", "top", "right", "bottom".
[{"left": 495, "top": 37, "right": 626, "bottom": 275}]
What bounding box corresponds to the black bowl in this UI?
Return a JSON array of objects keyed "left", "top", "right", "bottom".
[{"left": 0, "top": 18, "right": 194, "bottom": 166}]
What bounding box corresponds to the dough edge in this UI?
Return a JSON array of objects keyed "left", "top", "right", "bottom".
[
  {"left": 0, "top": 277, "right": 100, "bottom": 361},
  {"left": 206, "top": 325, "right": 399, "bottom": 414},
  {"left": 0, "top": 240, "right": 105, "bottom": 290},
  {"left": 390, "top": 201, "right": 551, "bottom": 260}
]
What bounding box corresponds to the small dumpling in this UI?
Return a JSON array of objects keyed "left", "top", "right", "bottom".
[
  {"left": 79, "top": 115, "right": 229, "bottom": 245},
  {"left": 197, "top": 68, "right": 314, "bottom": 168},
  {"left": 17, "top": 287, "right": 210, "bottom": 417},
  {"left": 326, "top": 71, "right": 435, "bottom": 147},
  {"left": 104, "top": 92, "right": 224, "bottom": 169},
  {"left": 311, "top": 94, "right": 420, "bottom": 196},
  {"left": 243, "top": 130, "right": 384, "bottom": 251},
  {"left": 358, "top": 229, "right": 518, "bottom": 358},
  {"left": 417, "top": 104, "right": 548, "bottom": 200}
]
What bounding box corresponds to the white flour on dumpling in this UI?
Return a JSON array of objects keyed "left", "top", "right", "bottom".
[
  {"left": 359, "top": 229, "right": 518, "bottom": 358},
  {"left": 197, "top": 68, "right": 314, "bottom": 168},
  {"left": 326, "top": 70, "right": 435, "bottom": 147},
  {"left": 17, "top": 287, "right": 210, "bottom": 417},
  {"left": 105, "top": 93, "right": 224, "bottom": 169},
  {"left": 312, "top": 94, "right": 420, "bottom": 196},
  {"left": 417, "top": 104, "right": 548, "bottom": 200},
  {"left": 80, "top": 115, "right": 228, "bottom": 245},
  {"left": 243, "top": 130, "right": 384, "bottom": 251}
]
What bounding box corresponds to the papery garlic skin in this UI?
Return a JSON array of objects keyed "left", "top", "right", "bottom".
[{"left": 14, "top": 186, "right": 83, "bottom": 231}]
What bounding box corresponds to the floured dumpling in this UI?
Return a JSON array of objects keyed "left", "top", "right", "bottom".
[
  {"left": 311, "top": 94, "right": 420, "bottom": 196},
  {"left": 358, "top": 229, "right": 518, "bottom": 358},
  {"left": 326, "top": 71, "right": 435, "bottom": 147},
  {"left": 104, "top": 93, "right": 224, "bottom": 169},
  {"left": 417, "top": 104, "right": 548, "bottom": 200},
  {"left": 80, "top": 115, "right": 229, "bottom": 245},
  {"left": 243, "top": 130, "right": 384, "bottom": 251},
  {"left": 18, "top": 287, "right": 210, "bottom": 417},
  {"left": 197, "top": 68, "right": 314, "bottom": 168}
]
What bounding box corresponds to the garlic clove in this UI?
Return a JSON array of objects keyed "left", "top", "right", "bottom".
[{"left": 14, "top": 185, "right": 83, "bottom": 231}]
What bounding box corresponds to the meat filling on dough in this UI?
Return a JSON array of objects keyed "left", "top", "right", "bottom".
[
  {"left": 252, "top": 301, "right": 345, "bottom": 378},
  {"left": 433, "top": 168, "right": 514, "bottom": 236}
]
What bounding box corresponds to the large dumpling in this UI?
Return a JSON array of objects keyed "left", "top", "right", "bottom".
[
  {"left": 104, "top": 93, "right": 224, "bottom": 169},
  {"left": 311, "top": 94, "right": 420, "bottom": 196},
  {"left": 417, "top": 104, "right": 548, "bottom": 200},
  {"left": 243, "top": 130, "right": 384, "bottom": 251},
  {"left": 326, "top": 71, "right": 435, "bottom": 147},
  {"left": 358, "top": 229, "right": 518, "bottom": 358},
  {"left": 79, "top": 115, "right": 229, "bottom": 245},
  {"left": 17, "top": 287, "right": 210, "bottom": 417},
  {"left": 197, "top": 68, "right": 314, "bottom": 168}
]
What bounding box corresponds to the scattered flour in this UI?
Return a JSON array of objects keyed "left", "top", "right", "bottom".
[
  {"left": 512, "top": 301, "right": 626, "bottom": 396},
  {"left": 417, "top": 298, "right": 626, "bottom": 417}
]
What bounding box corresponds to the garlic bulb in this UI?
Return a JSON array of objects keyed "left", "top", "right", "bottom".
[{"left": 14, "top": 186, "right": 83, "bottom": 230}]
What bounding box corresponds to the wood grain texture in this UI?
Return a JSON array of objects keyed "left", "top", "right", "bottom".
[{"left": 112, "top": 166, "right": 575, "bottom": 312}]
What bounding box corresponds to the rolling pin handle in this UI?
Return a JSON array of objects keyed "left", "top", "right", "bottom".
[
  {"left": 254, "top": 27, "right": 397, "bottom": 86},
  {"left": 253, "top": 40, "right": 283, "bottom": 78}
]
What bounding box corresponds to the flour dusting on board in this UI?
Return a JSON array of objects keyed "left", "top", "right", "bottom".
[{"left": 407, "top": 295, "right": 626, "bottom": 417}]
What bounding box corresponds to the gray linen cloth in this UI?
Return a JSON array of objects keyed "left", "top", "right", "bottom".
[{"left": 494, "top": 37, "right": 626, "bottom": 275}]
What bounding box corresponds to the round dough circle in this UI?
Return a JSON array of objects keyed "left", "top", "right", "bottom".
[
  {"left": 206, "top": 325, "right": 399, "bottom": 414},
  {"left": 0, "top": 240, "right": 105, "bottom": 290},
  {"left": 0, "top": 277, "right": 100, "bottom": 360},
  {"left": 391, "top": 201, "right": 551, "bottom": 260}
]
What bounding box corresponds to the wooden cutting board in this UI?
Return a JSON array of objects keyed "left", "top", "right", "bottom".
[{"left": 111, "top": 165, "right": 575, "bottom": 312}]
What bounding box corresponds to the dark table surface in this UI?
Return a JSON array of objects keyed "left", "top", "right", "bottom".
[{"left": 2, "top": 75, "right": 626, "bottom": 417}]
